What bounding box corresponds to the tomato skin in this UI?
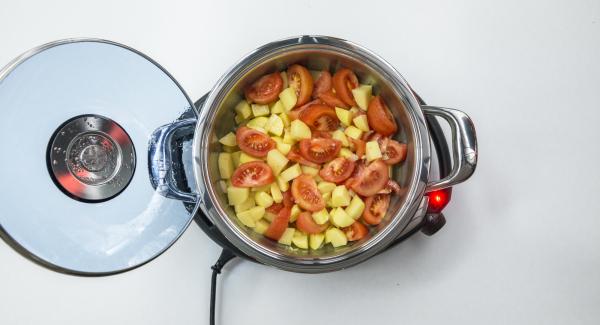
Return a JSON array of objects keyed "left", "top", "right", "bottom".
[
  {"left": 236, "top": 126, "right": 275, "bottom": 157},
  {"left": 332, "top": 68, "right": 359, "bottom": 107},
  {"left": 313, "top": 70, "right": 332, "bottom": 99},
  {"left": 298, "top": 138, "right": 342, "bottom": 164},
  {"left": 377, "top": 179, "right": 403, "bottom": 195},
  {"left": 382, "top": 140, "right": 407, "bottom": 165},
  {"left": 288, "top": 99, "right": 321, "bottom": 120},
  {"left": 282, "top": 190, "right": 294, "bottom": 208},
  {"left": 344, "top": 222, "right": 369, "bottom": 241},
  {"left": 299, "top": 104, "right": 340, "bottom": 131},
  {"left": 350, "top": 160, "right": 389, "bottom": 196},
  {"left": 350, "top": 138, "right": 366, "bottom": 159},
  {"left": 291, "top": 174, "right": 325, "bottom": 212},
  {"left": 231, "top": 161, "right": 274, "bottom": 188},
  {"left": 318, "top": 89, "right": 348, "bottom": 108},
  {"left": 319, "top": 157, "right": 355, "bottom": 184},
  {"left": 367, "top": 96, "right": 397, "bottom": 136},
  {"left": 266, "top": 202, "right": 283, "bottom": 214},
  {"left": 296, "top": 212, "right": 328, "bottom": 234},
  {"left": 287, "top": 145, "right": 320, "bottom": 168},
  {"left": 288, "top": 64, "right": 314, "bottom": 107},
  {"left": 245, "top": 72, "right": 283, "bottom": 104},
  {"left": 362, "top": 194, "right": 390, "bottom": 225},
  {"left": 264, "top": 206, "right": 291, "bottom": 240}
]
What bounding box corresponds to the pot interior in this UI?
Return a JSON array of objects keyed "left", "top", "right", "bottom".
[{"left": 202, "top": 43, "right": 422, "bottom": 262}]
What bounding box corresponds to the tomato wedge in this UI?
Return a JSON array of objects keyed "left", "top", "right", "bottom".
[
  {"left": 296, "top": 212, "right": 328, "bottom": 234},
  {"left": 319, "top": 157, "right": 355, "bottom": 184},
  {"left": 350, "top": 160, "right": 389, "bottom": 196},
  {"left": 313, "top": 70, "right": 332, "bottom": 99},
  {"left": 377, "top": 180, "right": 403, "bottom": 195},
  {"left": 236, "top": 126, "right": 275, "bottom": 157},
  {"left": 299, "top": 104, "right": 340, "bottom": 131},
  {"left": 382, "top": 140, "right": 407, "bottom": 165},
  {"left": 362, "top": 194, "right": 390, "bottom": 225},
  {"left": 367, "top": 96, "right": 397, "bottom": 136},
  {"left": 244, "top": 72, "right": 283, "bottom": 104},
  {"left": 350, "top": 138, "right": 366, "bottom": 159},
  {"left": 288, "top": 64, "right": 313, "bottom": 107},
  {"left": 266, "top": 202, "right": 284, "bottom": 215},
  {"left": 288, "top": 99, "right": 321, "bottom": 120},
  {"left": 318, "top": 89, "right": 348, "bottom": 108},
  {"left": 231, "top": 161, "right": 274, "bottom": 188},
  {"left": 332, "top": 68, "right": 359, "bottom": 107},
  {"left": 298, "top": 138, "right": 342, "bottom": 164},
  {"left": 291, "top": 174, "right": 325, "bottom": 212},
  {"left": 287, "top": 145, "right": 320, "bottom": 168},
  {"left": 264, "top": 206, "right": 291, "bottom": 240},
  {"left": 344, "top": 222, "right": 369, "bottom": 241},
  {"left": 282, "top": 190, "right": 294, "bottom": 208}
]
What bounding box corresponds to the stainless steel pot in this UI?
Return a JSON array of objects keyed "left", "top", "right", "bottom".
[{"left": 150, "top": 35, "right": 478, "bottom": 273}]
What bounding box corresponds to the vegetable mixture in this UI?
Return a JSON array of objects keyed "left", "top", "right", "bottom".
[{"left": 217, "top": 64, "right": 407, "bottom": 250}]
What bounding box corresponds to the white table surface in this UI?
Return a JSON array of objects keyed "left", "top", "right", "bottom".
[{"left": 1, "top": 0, "right": 599, "bottom": 324}]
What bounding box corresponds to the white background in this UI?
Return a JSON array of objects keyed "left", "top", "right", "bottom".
[{"left": 1, "top": 0, "right": 599, "bottom": 324}]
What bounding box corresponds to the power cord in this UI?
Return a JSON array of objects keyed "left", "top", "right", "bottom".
[{"left": 209, "top": 249, "right": 237, "bottom": 325}]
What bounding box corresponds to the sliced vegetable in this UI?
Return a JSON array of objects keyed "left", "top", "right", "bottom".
[
  {"left": 299, "top": 104, "right": 340, "bottom": 131},
  {"left": 332, "top": 68, "right": 359, "bottom": 107},
  {"left": 367, "top": 96, "right": 397, "bottom": 136},
  {"left": 345, "top": 222, "right": 369, "bottom": 241},
  {"left": 296, "top": 212, "right": 328, "bottom": 234},
  {"left": 351, "top": 84, "right": 373, "bottom": 110},
  {"left": 291, "top": 174, "right": 326, "bottom": 212},
  {"left": 313, "top": 70, "right": 332, "bottom": 99},
  {"left": 264, "top": 206, "right": 291, "bottom": 240},
  {"left": 298, "top": 138, "right": 342, "bottom": 164},
  {"left": 218, "top": 153, "right": 234, "bottom": 179},
  {"left": 319, "top": 157, "right": 355, "bottom": 184},
  {"left": 245, "top": 72, "right": 283, "bottom": 104},
  {"left": 350, "top": 160, "right": 389, "bottom": 196},
  {"left": 362, "top": 194, "right": 390, "bottom": 225},
  {"left": 236, "top": 126, "right": 275, "bottom": 157},
  {"left": 231, "top": 161, "right": 274, "bottom": 188},
  {"left": 287, "top": 64, "right": 314, "bottom": 107}
]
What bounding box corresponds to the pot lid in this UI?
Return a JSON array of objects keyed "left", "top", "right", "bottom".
[{"left": 0, "top": 39, "right": 198, "bottom": 275}]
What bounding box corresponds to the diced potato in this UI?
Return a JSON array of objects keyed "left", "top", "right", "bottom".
[
  {"left": 290, "top": 120, "right": 311, "bottom": 140},
  {"left": 335, "top": 107, "right": 353, "bottom": 127},
  {"left": 366, "top": 140, "right": 383, "bottom": 162},
  {"left": 290, "top": 204, "right": 301, "bottom": 222},
  {"left": 235, "top": 100, "right": 252, "bottom": 119},
  {"left": 331, "top": 185, "right": 351, "bottom": 207},
  {"left": 255, "top": 192, "right": 274, "bottom": 208},
  {"left": 323, "top": 192, "right": 333, "bottom": 208},
  {"left": 251, "top": 184, "right": 271, "bottom": 192},
  {"left": 218, "top": 180, "right": 228, "bottom": 193},
  {"left": 345, "top": 196, "right": 365, "bottom": 220},
  {"left": 263, "top": 211, "right": 275, "bottom": 222},
  {"left": 338, "top": 148, "right": 355, "bottom": 159},
  {"left": 279, "top": 87, "right": 297, "bottom": 111},
  {"left": 234, "top": 114, "right": 245, "bottom": 125},
  {"left": 280, "top": 71, "right": 288, "bottom": 89},
  {"left": 344, "top": 125, "right": 363, "bottom": 140},
  {"left": 246, "top": 116, "right": 269, "bottom": 129},
  {"left": 279, "top": 163, "right": 302, "bottom": 182},
  {"left": 236, "top": 211, "right": 256, "bottom": 228},
  {"left": 254, "top": 219, "right": 270, "bottom": 234},
  {"left": 231, "top": 151, "right": 241, "bottom": 167},
  {"left": 332, "top": 130, "right": 349, "bottom": 147},
  {"left": 234, "top": 196, "right": 255, "bottom": 213},
  {"left": 218, "top": 153, "right": 234, "bottom": 179},
  {"left": 273, "top": 137, "right": 292, "bottom": 155},
  {"left": 325, "top": 227, "right": 348, "bottom": 247},
  {"left": 312, "top": 209, "right": 330, "bottom": 225},
  {"left": 251, "top": 104, "right": 270, "bottom": 117},
  {"left": 317, "top": 181, "right": 336, "bottom": 194},
  {"left": 222, "top": 145, "right": 238, "bottom": 153},
  {"left": 353, "top": 115, "right": 370, "bottom": 132},
  {"left": 314, "top": 174, "right": 323, "bottom": 183},
  {"left": 228, "top": 186, "right": 249, "bottom": 206},
  {"left": 309, "top": 233, "right": 325, "bottom": 250},
  {"left": 352, "top": 84, "right": 372, "bottom": 110},
  {"left": 331, "top": 208, "right": 354, "bottom": 227},
  {"left": 270, "top": 183, "right": 283, "bottom": 203},
  {"left": 239, "top": 152, "right": 261, "bottom": 164},
  {"left": 292, "top": 231, "right": 309, "bottom": 249},
  {"left": 265, "top": 114, "right": 284, "bottom": 136},
  {"left": 278, "top": 228, "right": 295, "bottom": 245},
  {"left": 238, "top": 206, "right": 265, "bottom": 222},
  {"left": 279, "top": 112, "right": 291, "bottom": 127},
  {"left": 301, "top": 165, "right": 319, "bottom": 176},
  {"left": 219, "top": 132, "right": 237, "bottom": 147},
  {"left": 276, "top": 176, "right": 289, "bottom": 192},
  {"left": 282, "top": 129, "right": 296, "bottom": 144},
  {"left": 266, "top": 149, "right": 289, "bottom": 175},
  {"left": 270, "top": 100, "right": 285, "bottom": 114}
]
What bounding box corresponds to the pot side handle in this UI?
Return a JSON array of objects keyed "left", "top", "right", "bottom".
[
  {"left": 148, "top": 118, "right": 198, "bottom": 203},
  {"left": 421, "top": 106, "right": 478, "bottom": 192}
]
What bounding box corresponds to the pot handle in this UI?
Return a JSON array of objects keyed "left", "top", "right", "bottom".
[
  {"left": 421, "top": 106, "right": 478, "bottom": 192},
  {"left": 148, "top": 118, "right": 198, "bottom": 203}
]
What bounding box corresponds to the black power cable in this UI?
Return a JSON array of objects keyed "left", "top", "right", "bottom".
[{"left": 209, "top": 249, "right": 236, "bottom": 325}]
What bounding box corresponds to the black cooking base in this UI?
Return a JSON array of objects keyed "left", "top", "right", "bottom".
[{"left": 191, "top": 92, "right": 452, "bottom": 262}]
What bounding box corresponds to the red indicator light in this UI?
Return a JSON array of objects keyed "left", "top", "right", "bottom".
[{"left": 427, "top": 189, "right": 451, "bottom": 213}]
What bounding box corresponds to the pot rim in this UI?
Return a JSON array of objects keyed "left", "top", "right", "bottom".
[{"left": 192, "top": 35, "right": 432, "bottom": 273}]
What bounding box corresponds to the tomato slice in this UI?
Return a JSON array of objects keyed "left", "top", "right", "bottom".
[
  {"left": 344, "top": 222, "right": 369, "bottom": 241},
  {"left": 282, "top": 190, "right": 294, "bottom": 208},
  {"left": 350, "top": 160, "right": 389, "bottom": 196},
  {"left": 291, "top": 174, "right": 325, "bottom": 212},
  {"left": 231, "top": 161, "right": 274, "bottom": 188},
  {"left": 288, "top": 64, "right": 314, "bottom": 107},
  {"left": 318, "top": 89, "right": 348, "bottom": 108},
  {"left": 319, "top": 157, "right": 355, "bottom": 183},
  {"left": 296, "top": 212, "right": 328, "bottom": 234},
  {"left": 377, "top": 179, "right": 403, "bottom": 195},
  {"left": 299, "top": 104, "right": 340, "bottom": 131},
  {"left": 367, "top": 96, "right": 397, "bottom": 136},
  {"left": 288, "top": 99, "right": 321, "bottom": 120},
  {"left": 244, "top": 72, "right": 283, "bottom": 104},
  {"left": 266, "top": 202, "right": 283, "bottom": 215},
  {"left": 362, "top": 194, "right": 390, "bottom": 225},
  {"left": 286, "top": 145, "right": 320, "bottom": 168},
  {"left": 382, "top": 140, "right": 407, "bottom": 165},
  {"left": 264, "top": 206, "right": 291, "bottom": 240},
  {"left": 332, "top": 68, "right": 359, "bottom": 107},
  {"left": 312, "top": 130, "right": 332, "bottom": 139},
  {"left": 299, "top": 138, "right": 342, "bottom": 164},
  {"left": 236, "top": 126, "right": 275, "bottom": 157},
  {"left": 350, "top": 138, "right": 366, "bottom": 159},
  {"left": 313, "top": 70, "right": 332, "bottom": 99}
]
